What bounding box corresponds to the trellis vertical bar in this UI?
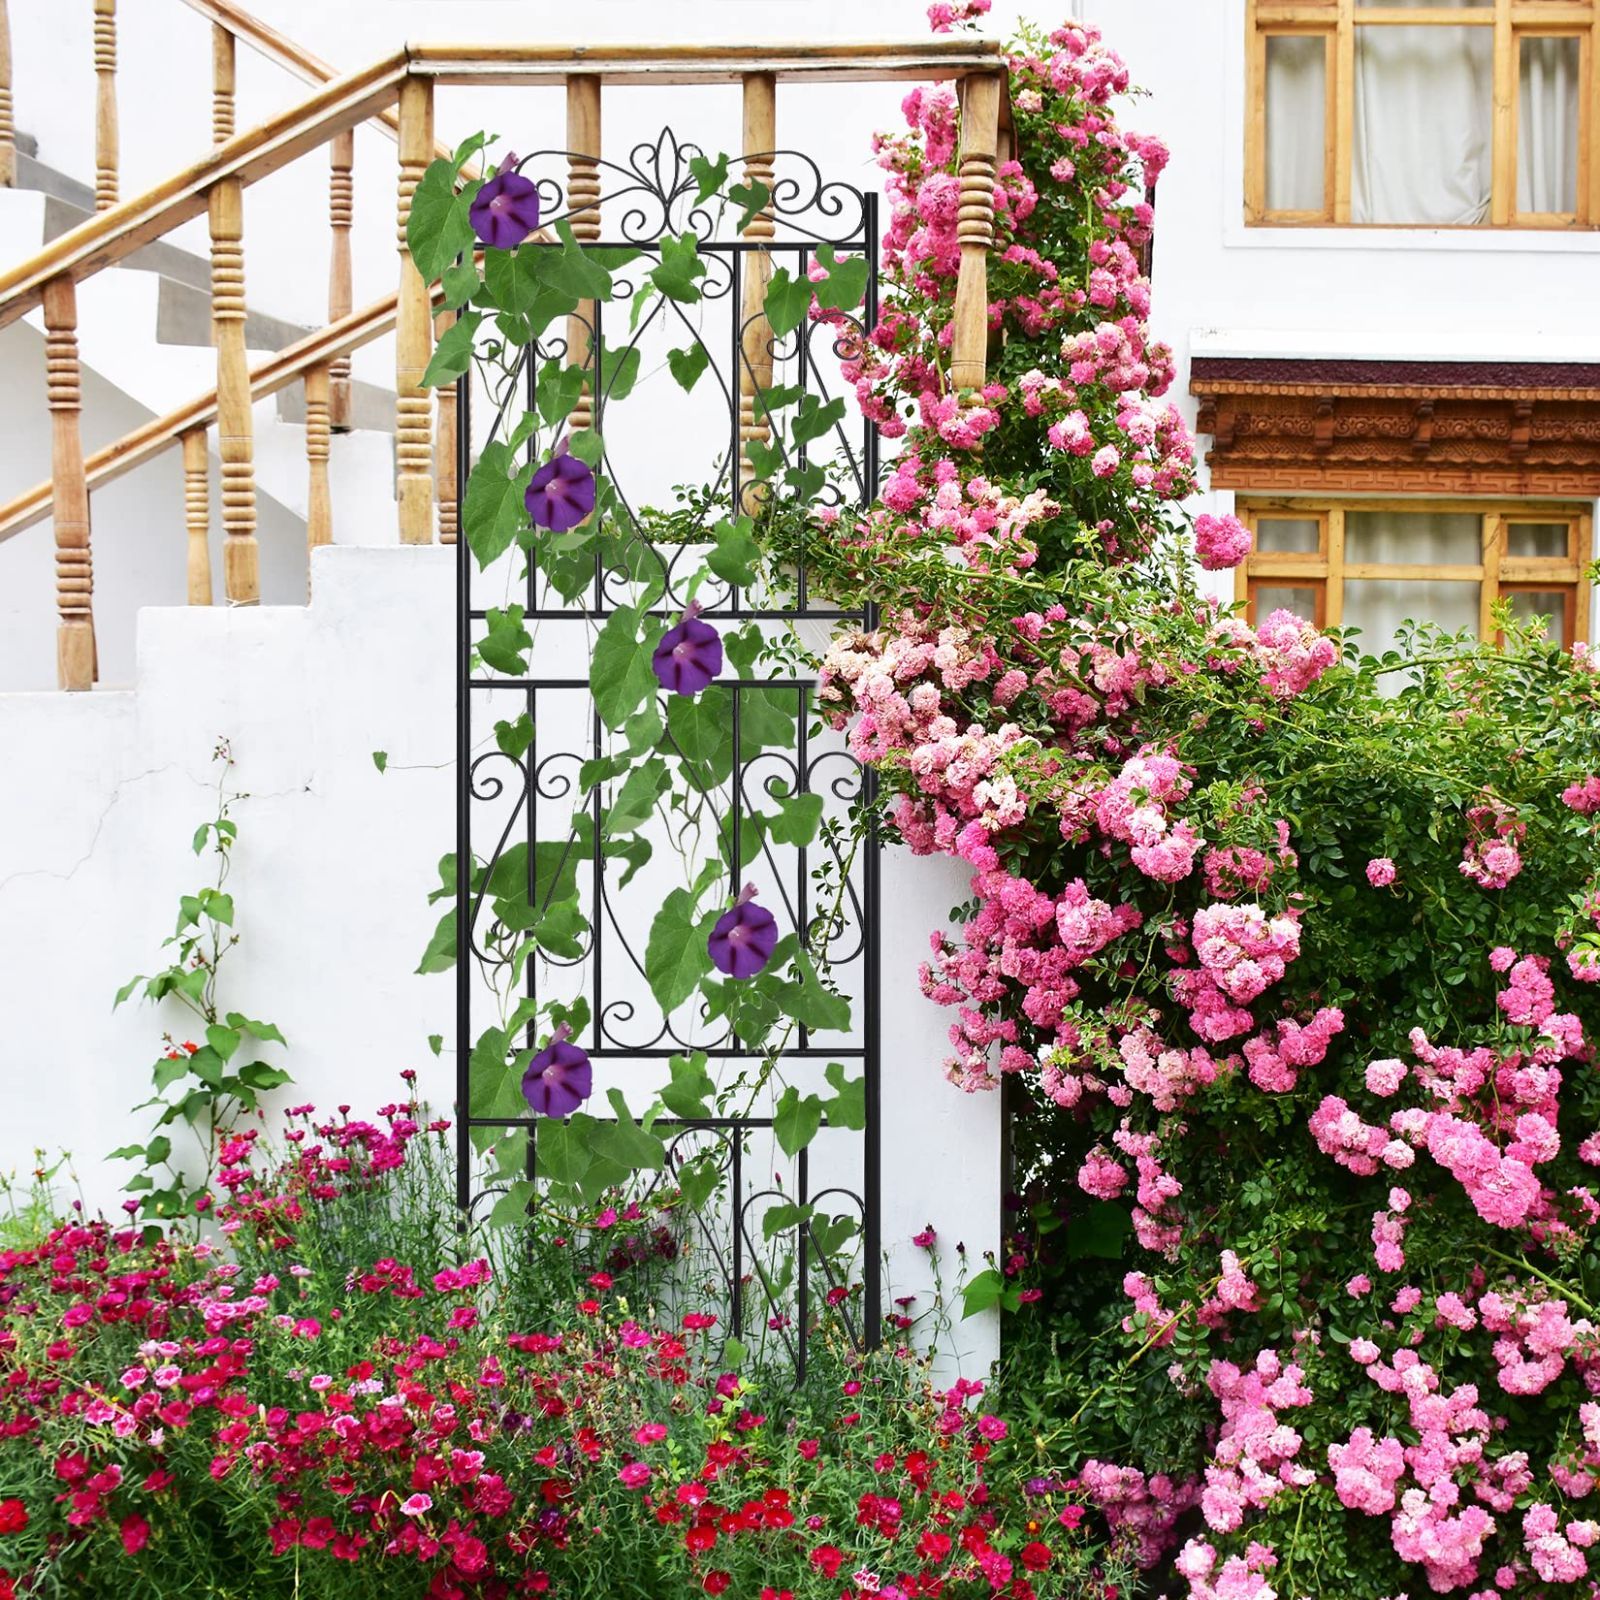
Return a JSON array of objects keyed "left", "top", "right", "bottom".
[
  {"left": 212, "top": 23, "right": 235, "bottom": 146},
  {"left": 329, "top": 130, "right": 354, "bottom": 431},
  {"left": 737, "top": 72, "right": 776, "bottom": 516},
  {"left": 45, "top": 278, "right": 95, "bottom": 690},
  {"left": 435, "top": 308, "right": 458, "bottom": 543},
  {"left": 565, "top": 74, "right": 602, "bottom": 456},
  {"left": 454, "top": 359, "right": 473, "bottom": 1220},
  {"left": 305, "top": 361, "right": 333, "bottom": 569},
  {"left": 210, "top": 177, "right": 258, "bottom": 603},
  {"left": 949, "top": 69, "right": 999, "bottom": 393},
  {"left": 396, "top": 73, "right": 436, "bottom": 544},
  {"left": 92, "top": 0, "right": 117, "bottom": 210},
  {"left": 0, "top": 0, "right": 14, "bottom": 188},
  {"left": 181, "top": 427, "right": 212, "bottom": 606}
]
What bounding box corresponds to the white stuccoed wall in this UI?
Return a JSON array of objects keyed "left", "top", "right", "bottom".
[{"left": 0, "top": 547, "right": 999, "bottom": 1370}]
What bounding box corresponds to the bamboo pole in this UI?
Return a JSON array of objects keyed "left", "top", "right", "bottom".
[
  {"left": 565, "top": 72, "right": 602, "bottom": 470},
  {"left": 304, "top": 361, "right": 332, "bottom": 570},
  {"left": 44, "top": 278, "right": 95, "bottom": 689},
  {"left": 0, "top": 0, "right": 15, "bottom": 188},
  {"left": 949, "top": 68, "right": 1000, "bottom": 393},
  {"left": 209, "top": 177, "right": 258, "bottom": 602},
  {"left": 328, "top": 129, "right": 354, "bottom": 430},
  {"left": 395, "top": 73, "right": 435, "bottom": 544},
  {"left": 93, "top": 0, "right": 118, "bottom": 210},
  {"left": 434, "top": 307, "right": 458, "bottom": 544},
  {"left": 181, "top": 427, "right": 213, "bottom": 605},
  {"left": 212, "top": 23, "right": 236, "bottom": 145},
  {"left": 736, "top": 72, "right": 776, "bottom": 518}
]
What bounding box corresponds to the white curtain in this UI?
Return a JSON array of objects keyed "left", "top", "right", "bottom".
[
  {"left": 1342, "top": 511, "right": 1480, "bottom": 659},
  {"left": 1264, "top": 35, "right": 1326, "bottom": 213},
  {"left": 1351, "top": 21, "right": 1493, "bottom": 224},
  {"left": 1519, "top": 36, "right": 1580, "bottom": 215}
]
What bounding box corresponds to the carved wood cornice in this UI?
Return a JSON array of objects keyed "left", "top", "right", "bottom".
[{"left": 1190, "top": 357, "right": 1600, "bottom": 495}]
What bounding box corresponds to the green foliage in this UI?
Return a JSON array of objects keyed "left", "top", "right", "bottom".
[{"left": 113, "top": 745, "right": 288, "bottom": 1219}]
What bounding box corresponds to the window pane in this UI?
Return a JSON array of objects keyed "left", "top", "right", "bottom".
[
  {"left": 1265, "top": 36, "right": 1327, "bottom": 213},
  {"left": 1256, "top": 516, "right": 1321, "bottom": 554},
  {"left": 1344, "top": 578, "right": 1479, "bottom": 658},
  {"left": 1519, "top": 36, "right": 1581, "bottom": 214},
  {"left": 1352, "top": 27, "right": 1493, "bottom": 223},
  {"left": 1254, "top": 584, "right": 1321, "bottom": 623},
  {"left": 1506, "top": 521, "right": 1571, "bottom": 559},
  {"left": 1507, "top": 589, "right": 1570, "bottom": 645},
  {"left": 1345, "top": 510, "right": 1481, "bottom": 565}
]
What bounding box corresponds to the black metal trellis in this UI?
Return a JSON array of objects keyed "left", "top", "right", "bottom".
[{"left": 453, "top": 128, "right": 882, "bottom": 1371}]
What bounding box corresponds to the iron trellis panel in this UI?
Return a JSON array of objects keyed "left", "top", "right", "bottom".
[{"left": 454, "top": 128, "right": 882, "bottom": 1370}]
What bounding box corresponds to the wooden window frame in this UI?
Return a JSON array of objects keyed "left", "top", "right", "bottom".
[
  {"left": 1236, "top": 496, "right": 1593, "bottom": 647},
  {"left": 1246, "top": 0, "right": 1600, "bottom": 227}
]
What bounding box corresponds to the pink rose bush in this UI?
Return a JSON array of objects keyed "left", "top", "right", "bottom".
[{"left": 806, "top": 10, "right": 1600, "bottom": 1597}]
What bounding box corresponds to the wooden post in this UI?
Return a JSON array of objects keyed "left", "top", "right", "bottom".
[
  {"left": 211, "top": 23, "right": 235, "bottom": 145},
  {"left": 181, "top": 428, "right": 213, "bottom": 606},
  {"left": 328, "top": 130, "right": 354, "bottom": 430},
  {"left": 434, "top": 307, "right": 458, "bottom": 544},
  {"left": 949, "top": 69, "right": 1000, "bottom": 394},
  {"left": 565, "top": 73, "right": 601, "bottom": 462},
  {"left": 0, "top": 0, "right": 15, "bottom": 188},
  {"left": 395, "top": 73, "right": 435, "bottom": 544},
  {"left": 736, "top": 72, "right": 775, "bottom": 518},
  {"left": 92, "top": 0, "right": 117, "bottom": 211},
  {"left": 44, "top": 278, "right": 95, "bottom": 689},
  {"left": 304, "top": 361, "right": 333, "bottom": 570},
  {"left": 209, "top": 177, "right": 258, "bottom": 602}
]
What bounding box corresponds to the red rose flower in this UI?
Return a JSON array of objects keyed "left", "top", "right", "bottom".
[
  {"left": 1020, "top": 1541, "right": 1052, "bottom": 1571},
  {"left": 0, "top": 1500, "right": 26, "bottom": 1534}
]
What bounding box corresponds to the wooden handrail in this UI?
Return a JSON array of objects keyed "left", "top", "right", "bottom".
[
  {"left": 0, "top": 289, "right": 415, "bottom": 544},
  {"left": 176, "top": 0, "right": 476, "bottom": 173},
  {"left": 0, "top": 50, "right": 408, "bottom": 328},
  {"left": 405, "top": 39, "right": 1007, "bottom": 85}
]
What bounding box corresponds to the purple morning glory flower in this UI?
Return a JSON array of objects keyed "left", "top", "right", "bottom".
[
  {"left": 521, "top": 1025, "right": 593, "bottom": 1118},
  {"left": 707, "top": 884, "right": 779, "bottom": 980},
  {"left": 652, "top": 602, "right": 723, "bottom": 696},
  {"left": 526, "top": 446, "right": 597, "bottom": 533},
  {"left": 470, "top": 155, "right": 542, "bottom": 251}
]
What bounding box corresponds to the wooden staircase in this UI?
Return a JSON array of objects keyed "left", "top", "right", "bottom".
[{"left": 0, "top": 1, "right": 1009, "bottom": 690}]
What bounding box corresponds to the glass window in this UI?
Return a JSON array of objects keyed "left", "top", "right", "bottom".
[
  {"left": 1506, "top": 522, "right": 1571, "bottom": 559},
  {"left": 1265, "top": 36, "right": 1328, "bottom": 214},
  {"left": 1518, "top": 36, "right": 1582, "bottom": 215},
  {"left": 1256, "top": 517, "right": 1322, "bottom": 554},
  {"left": 1344, "top": 578, "right": 1480, "bottom": 658},
  {"left": 1345, "top": 510, "right": 1480, "bottom": 566},
  {"left": 1352, "top": 27, "right": 1494, "bottom": 224},
  {"left": 1507, "top": 588, "right": 1570, "bottom": 645},
  {"left": 1253, "top": 582, "right": 1322, "bottom": 625}
]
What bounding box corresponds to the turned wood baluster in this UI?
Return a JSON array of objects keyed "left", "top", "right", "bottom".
[
  {"left": 305, "top": 362, "right": 333, "bottom": 573},
  {"left": 328, "top": 130, "right": 354, "bottom": 431},
  {"left": 565, "top": 73, "right": 601, "bottom": 473},
  {"left": 92, "top": 0, "right": 118, "bottom": 210},
  {"left": 181, "top": 428, "right": 213, "bottom": 606},
  {"left": 395, "top": 74, "right": 435, "bottom": 544},
  {"left": 212, "top": 23, "right": 235, "bottom": 145},
  {"left": 44, "top": 278, "right": 96, "bottom": 689},
  {"left": 949, "top": 69, "right": 1001, "bottom": 394},
  {"left": 736, "top": 72, "right": 776, "bottom": 518},
  {"left": 434, "top": 308, "right": 458, "bottom": 544},
  {"left": 0, "top": 0, "right": 15, "bottom": 187},
  {"left": 209, "top": 178, "right": 259, "bottom": 602}
]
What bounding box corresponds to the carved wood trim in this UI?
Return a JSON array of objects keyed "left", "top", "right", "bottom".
[{"left": 1190, "top": 358, "right": 1600, "bottom": 495}]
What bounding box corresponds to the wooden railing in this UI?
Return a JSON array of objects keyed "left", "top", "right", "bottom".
[{"left": 0, "top": 23, "right": 1010, "bottom": 689}]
